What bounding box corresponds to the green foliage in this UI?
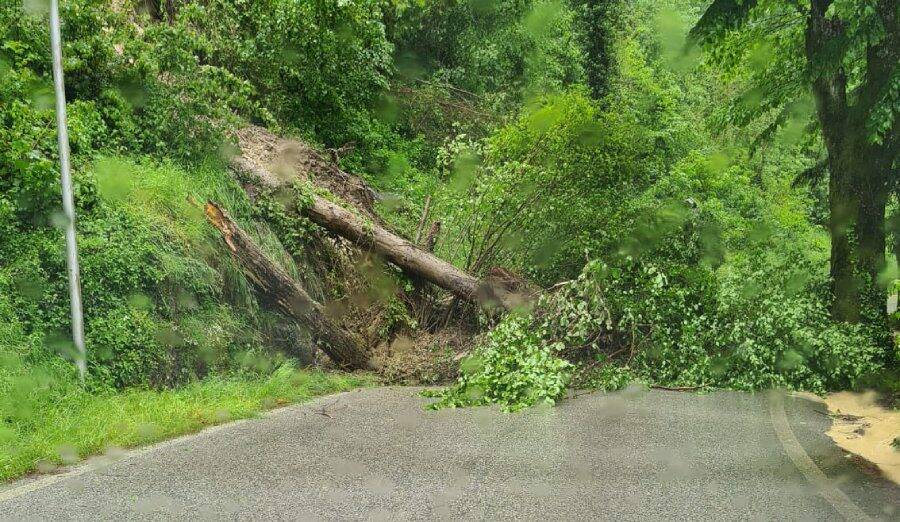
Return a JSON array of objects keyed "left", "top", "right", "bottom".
[
  {"left": 0, "top": 0, "right": 892, "bottom": 427},
  {"left": 690, "top": 0, "right": 897, "bottom": 144},
  {"left": 86, "top": 307, "right": 172, "bottom": 389},
  {"left": 577, "top": 362, "right": 637, "bottom": 391},
  {"left": 431, "top": 85, "right": 683, "bottom": 281},
  {"left": 378, "top": 295, "right": 419, "bottom": 338},
  {"left": 427, "top": 0, "right": 890, "bottom": 411},
  {"left": 0, "top": 0, "right": 251, "bottom": 227},
  {"left": 1, "top": 0, "right": 397, "bottom": 211},
  {"left": 5, "top": 0, "right": 250, "bottom": 155},
  {"left": 0, "top": 157, "right": 303, "bottom": 390},
  {"left": 425, "top": 315, "right": 572, "bottom": 412},
  {"left": 690, "top": 0, "right": 898, "bottom": 327},
  {"left": 573, "top": 0, "right": 623, "bottom": 98},
  {"left": 439, "top": 252, "right": 884, "bottom": 402},
  {"left": 0, "top": 61, "right": 93, "bottom": 223},
  {"left": 394, "top": 0, "right": 585, "bottom": 108},
  {"left": 688, "top": 0, "right": 758, "bottom": 45},
  {"left": 184, "top": 0, "right": 393, "bottom": 145}
]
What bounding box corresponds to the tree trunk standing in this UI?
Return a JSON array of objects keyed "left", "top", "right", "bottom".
[
  {"left": 825, "top": 135, "right": 889, "bottom": 323},
  {"left": 806, "top": 0, "right": 896, "bottom": 324},
  {"left": 856, "top": 154, "right": 889, "bottom": 314},
  {"left": 204, "top": 201, "right": 373, "bottom": 370},
  {"left": 826, "top": 146, "right": 859, "bottom": 322}
]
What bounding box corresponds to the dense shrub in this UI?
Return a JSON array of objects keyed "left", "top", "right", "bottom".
[
  {"left": 86, "top": 307, "right": 171, "bottom": 388},
  {"left": 178, "top": 0, "right": 394, "bottom": 145},
  {"left": 581, "top": 257, "right": 884, "bottom": 394},
  {"left": 0, "top": 157, "right": 301, "bottom": 390},
  {"left": 0, "top": 0, "right": 251, "bottom": 227},
  {"left": 425, "top": 0, "right": 889, "bottom": 407},
  {"left": 429, "top": 250, "right": 884, "bottom": 411},
  {"left": 425, "top": 315, "right": 573, "bottom": 412},
  {"left": 2, "top": 0, "right": 894, "bottom": 415}
]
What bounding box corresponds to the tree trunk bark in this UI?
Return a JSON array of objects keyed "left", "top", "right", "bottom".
[
  {"left": 806, "top": 0, "right": 892, "bottom": 323},
  {"left": 424, "top": 221, "right": 441, "bottom": 253},
  {"left": 828, "top": 201, "right": 857, "bottom": 320},
  {"left": 826, "top": 140, "right": 861, "bottom": 322},
  {"left": 204, "top": 201, "right": 373, "bottom": 370},
  {"left": 302, "top": 195, "right": 484, "bottom": 301},
  {"left": 820, "top": 125, "right": 891, "bottom": 324}
]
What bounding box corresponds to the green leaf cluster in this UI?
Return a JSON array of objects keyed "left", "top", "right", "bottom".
[{"left": 425, "top": 315, "right": 573, "bottom": 412}]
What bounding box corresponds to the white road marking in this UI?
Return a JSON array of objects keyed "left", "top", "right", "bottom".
[{"left": 769, "top": 391, "right": 871, "bottom": 522}]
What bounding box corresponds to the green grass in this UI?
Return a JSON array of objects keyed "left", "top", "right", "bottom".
[{"left": 0, "top": 366, "right": 374, "bottom": 482}]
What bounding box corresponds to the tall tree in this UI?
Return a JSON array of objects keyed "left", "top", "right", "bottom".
[
  {"left": 689, "top": 0, "right": 898, "bottom": 324},
  {"left": 575, "top": 0, "right": 622, "bottom": 99}
]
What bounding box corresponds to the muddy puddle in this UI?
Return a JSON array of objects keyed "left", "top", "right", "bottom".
[{"left": 799, "top": 391, "right": 899, "bottom": 484}]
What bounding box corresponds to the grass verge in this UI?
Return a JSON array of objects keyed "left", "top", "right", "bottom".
[{"left": 0, "top": 366, "right": 373, "bottom": 482}]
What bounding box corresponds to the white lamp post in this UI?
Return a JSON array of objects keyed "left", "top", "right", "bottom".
[{"left": 48, "top": 0, "right": 86, "bottom": 383}]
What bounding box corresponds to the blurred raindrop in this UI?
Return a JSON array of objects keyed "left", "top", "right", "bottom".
[
  {"left": 36, "top": 459, "right": 57, "bottom": 474},
  {"left": 56, "top": 443, "right": 78, "bottom": 464},
  {"left": 395, "top": 51, "right": 424, "bottom": 82},
  {"left": 450, "top": 149, "right": 479, "bottom": 193},
  {"left": 50, "top": 209, "right": 70, "bottom": 230},
  {"left": 375, "top": 94, "right": 399, "bottom": 125},
  {"left": 104, "top": 445, "right": 125, "bottom": 461},
  {"left": 621, "top": 382, "right": 645, "bottom": 400},
  {"left": 137, "top": 422, "right": 159, "bottom": 440},
  {"left": 94, "top": 157, "right": 135, "bottom": 202},
  {"left": 29, "top": 84, "right": 54, "bottom": 110},
  {"left": 127, "top": 292, "right": 153, "bottom": 310}
]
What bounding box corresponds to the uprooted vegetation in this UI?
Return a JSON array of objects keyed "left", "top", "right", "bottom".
[{"left": 1, "top": 0, "right": 897, "bottom": 470}]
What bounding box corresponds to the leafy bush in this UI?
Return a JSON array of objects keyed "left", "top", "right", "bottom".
[
  {"left": 0, "top": 156, "right": 306, "bottom": 390},
  {"left": 428, "top": 82, "right": 680, "bottom": 282},
  {"left": 535, "top": 257, "right": 885, "bottom": 395},
  {"left": 86, "top": 307, "right": 172, "bottom": 389},
  {"left": 422, "top": 0, "right": 891, "bottom": 410},
  {"left": 425, "top": 315, "right": 573, "bottom": 412},
  {"left": 179, "top": 0, "right": 393, "bottom": 145},
  {"left": 0, "top": 0, "right": 252, "bottom": 228}
]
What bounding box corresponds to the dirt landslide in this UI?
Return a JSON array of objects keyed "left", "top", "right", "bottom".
[
  {"left": 800, "top": 391, "right": 900, "bottom": 484},
  {"left": 232, "top": 125, "right": 474, "bottom": 381},
  {"left": 234, "top": 125, "right": 381, "bottom": 221}
]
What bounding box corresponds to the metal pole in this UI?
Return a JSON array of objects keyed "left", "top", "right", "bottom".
[{"left": 49, "top": 0, "right": 87, "bottom": 384}]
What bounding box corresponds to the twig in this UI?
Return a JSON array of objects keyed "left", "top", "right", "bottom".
[
  {"left": 414, "top": 195, "right": 432, "bottom": 245},
  {"left": 312, "top": 398, "right": 346, "bottom": 418},
  {"left": 650, "top": 385, "right": 703, "bottom": 392}
]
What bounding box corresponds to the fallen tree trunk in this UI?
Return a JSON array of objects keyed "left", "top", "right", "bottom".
[
  {"left": 230, "top": 157, "right": 530, "bottom": 310},
  {"left": 204, "top": 201, "right": 373, "bottom": 370},
  {"left": 304, "top": 195, "right": 483, "bottom": 302}
]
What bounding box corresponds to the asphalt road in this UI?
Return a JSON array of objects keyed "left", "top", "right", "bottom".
[{"left": 0, "top": 387, "right": 896, "bottom": 521}]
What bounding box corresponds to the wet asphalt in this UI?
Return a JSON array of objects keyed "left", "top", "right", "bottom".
[{"left": 0, "top": 386, "right": 896, "bottom": 521}]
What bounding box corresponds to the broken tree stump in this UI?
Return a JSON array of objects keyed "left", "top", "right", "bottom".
[{"left": 204, "top": 201, "right": 373, "bottom": 370}]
